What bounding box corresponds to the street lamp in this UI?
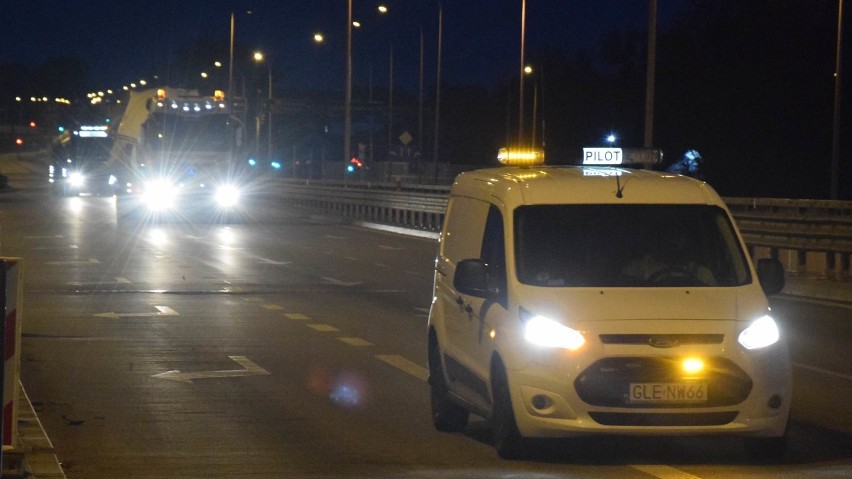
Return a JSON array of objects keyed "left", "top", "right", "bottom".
[
  {"left": 345, "top": 0, "right": 353, "bottom": 181},
  {"left": 253, "top": 51, "right": 273, "bottom": 164}
]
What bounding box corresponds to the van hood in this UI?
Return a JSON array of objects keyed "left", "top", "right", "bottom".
[{"left": 515, "top": 285, "right": 768, "bottom": 322}]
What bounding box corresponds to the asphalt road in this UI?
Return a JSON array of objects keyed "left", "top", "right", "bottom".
[{"left": 1, "top": 184, "right": 851, "bottom": 478}]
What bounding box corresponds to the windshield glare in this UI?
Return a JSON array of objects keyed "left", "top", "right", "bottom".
[{"left": 514, "top": 204, "right": 752, "bottom": 288}]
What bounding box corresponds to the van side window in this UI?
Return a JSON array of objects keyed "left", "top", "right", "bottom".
[
  {"left": 441, "top": 196, "right": 490, "bottom": 264},
  {"left": 481, "top": 205, "right": 507, "bottom": 307}
]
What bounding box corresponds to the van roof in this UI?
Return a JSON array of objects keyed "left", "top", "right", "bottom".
[{"left": 451, "top": 166, "right": 723, "bottom": 207}]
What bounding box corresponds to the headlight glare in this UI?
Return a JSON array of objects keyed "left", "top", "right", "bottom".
[
  {"left": 68, "top": 172, "right": 85, "bottom": 187},
  {"left": 738, "top": 315, "right": 780, "bottom": 350},
  {"left": 524, "top": 316, "right": 585, "bottom": 350},
  {"left": 215, "top": 185, "right": 241, "bottom": 208},
  {"left": 143, "top": 180, "right": 178, "bottom": 210}
]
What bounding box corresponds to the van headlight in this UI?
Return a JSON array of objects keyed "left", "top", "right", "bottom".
[
  {"left": 215, "top": 184, "right": 241, "bottom": 208},
  {"left": 524, "top": 315, "right": 585, "bottom": 350},
  {"left": 738, "top": 315, "right": 780, "bottom": 350}
]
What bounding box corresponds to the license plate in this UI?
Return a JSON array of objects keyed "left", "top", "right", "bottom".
[{"left": 629, "top": 382, "right": 708, "bottom": 403}]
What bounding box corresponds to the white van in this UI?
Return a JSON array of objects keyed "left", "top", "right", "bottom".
[{"left": 427, "top": 149, "right": 790, "bottom": 460}]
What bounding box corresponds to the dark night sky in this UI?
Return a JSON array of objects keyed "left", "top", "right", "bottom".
[{"left": 0, "top": 1, "right": 688, "bottom": 94}]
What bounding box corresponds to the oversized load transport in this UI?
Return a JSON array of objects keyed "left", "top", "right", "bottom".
[{"left": 109, "top": 87, "right": 248, "bottom": 219}]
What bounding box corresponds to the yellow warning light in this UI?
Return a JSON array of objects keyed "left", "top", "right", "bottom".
[
  {"left": 497, "top": 147, "right": 545, "bottom": 167},
  {"left": 156, "top": 89, "right": 167, "bottom": 100},
  {"left": 214, "top": 90, "right": 226, "bottom": 100}
]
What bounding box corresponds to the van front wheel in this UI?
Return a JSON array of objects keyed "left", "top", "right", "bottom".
[
  {"left": 491, "top": 364, "right": 526, "bottom": 459},
  {"left": 428, "top": 342, "right": 468, "bottom": 433}
]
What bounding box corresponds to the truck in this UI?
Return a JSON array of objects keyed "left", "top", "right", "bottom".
[
  {"left": 108, "top": 87, "right": 248, "bottom": 221},
  {"left": 50, "top": 124, "right": 116, "bottom": 196}
]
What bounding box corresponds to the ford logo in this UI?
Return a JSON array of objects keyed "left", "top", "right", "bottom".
[{"left": 648, "top": 336, "right": 680, "bottom": 348}]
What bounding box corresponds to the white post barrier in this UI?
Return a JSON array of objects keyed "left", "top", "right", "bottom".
[{"left": 1, "top": 258, "right": 23, "bottom": 450}]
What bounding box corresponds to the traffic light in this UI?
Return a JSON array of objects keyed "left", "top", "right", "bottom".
[{"left": 347, "top": 157, "right": 363, "bottom": 174}]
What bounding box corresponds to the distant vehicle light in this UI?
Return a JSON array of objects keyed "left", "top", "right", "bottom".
[
  {"left": 270, "top": 161, "right": 282, "bottom": 170},
  {"left": 215, "top": 185, "right": 241, "bottom": 208},
  {"left": 142, "top": 180, "right": 178, "bottom": 211},
  {"left": 497, "top": 147, "right": 545, "bottom": 166},
  {"left": 248, "top": 158, "right": 257, "bottom": 167},
  {"left": 68, "top": 172, "right": 85, "bottom": 187}
]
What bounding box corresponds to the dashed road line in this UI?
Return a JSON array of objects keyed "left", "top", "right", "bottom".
[
  {"left": 630, "top": 465, "right": 703, "bottom": 479},
  {"left": 306, "top": 323, "right": 341, "bottom": 332},
  {"left": 283, "top": 313, "right": 311, "bottom": 320},
  {"left": 794, "top": 362, "right": 852, "bottom": 381},
  {"left": 338, "top": 337, "right": 374, "bottom": 347},
  {"left": 376, "top": 354, "right": 428, "bottom": 381},
  {"left": 261, "top": 304, "right": 284, "bottom": 310}
]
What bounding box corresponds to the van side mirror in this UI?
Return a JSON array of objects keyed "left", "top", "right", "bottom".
[
  {"left": 756, "top": 258, "right": 785, "bottom": 296},
  {"left": 454, "top": 259, "right": 492, "bottom": 298}
]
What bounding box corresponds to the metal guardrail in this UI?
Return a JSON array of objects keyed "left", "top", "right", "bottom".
[{"left": 279, "top": 178, "right": 852, "bottom": 277}]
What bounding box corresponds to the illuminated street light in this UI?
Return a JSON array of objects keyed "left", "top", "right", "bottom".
[
  {"left": 314, "top": 33, "right": 324, "bottom": 43},
  {"left": 201, "top": 72, "right": 209, "bottom": 79},
  {"left": 253, "top": 51, "right": 273, "bottom": 165},
  {"left": 378, "top": 5, "right": 388, "bottom": 13},
  {"left": 607, "top": 134, "right": 617, "bottom": 144}
]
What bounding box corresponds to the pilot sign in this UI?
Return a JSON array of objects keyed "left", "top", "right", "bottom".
[{"left": 583, "top": 147, "right": 622, "bottom": 165}]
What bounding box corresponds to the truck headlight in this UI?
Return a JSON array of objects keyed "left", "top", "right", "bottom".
[
  {"left": 215, "top": 185, "right": 241, "bottom": 208},
  {"left": 524, "top": 315, "right": 585, "bottom": 350},
  {"left": 738, "top": 315, "right": 780, "bottom": 350},
  {"left": 143, "top": 180, "right": 178, "bottom": 210},
  {"left": 68, "top": 172, "right": 85, "bottom": 187}
]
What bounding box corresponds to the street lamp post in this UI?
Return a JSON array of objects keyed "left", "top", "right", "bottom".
[
  {"left": 518, "top": 0, "right": 527, "bottom": 145},
  {"left": 344, "top": 0, "right": 353, "bottom": 181},
  {"left": 253, "top": 52, "right": 273, "bottom": 164},
  {"left": 831, "top": 0, "right": 844, "bottom": 200}
]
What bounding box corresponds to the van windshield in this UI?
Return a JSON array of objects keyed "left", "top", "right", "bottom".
[{"left": 514, "top": 204, "right": 752, "bottom": 287}]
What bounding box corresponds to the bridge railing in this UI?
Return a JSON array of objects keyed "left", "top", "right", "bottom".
[{"left": 274, "top": 178, "right": 852, "bottom": 280}]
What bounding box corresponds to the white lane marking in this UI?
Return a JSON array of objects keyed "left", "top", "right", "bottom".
[
  {"left": 261, "top": 304, "right": 284, "bottom": 310},
  {"left": 68, "top": 277, "right": 131, "bottom": 286},
  {"left": 631, "top": 465, "right": 703, "bottom": 479},
  {"left": 794, "top": 362, "right": 852, "bottom": 381},
  {"left": 24, "top": 235, "right": 64, "bottom": 239},
  {"left": 151, "top": 355, "right": 270, "bottom": 383},
  {"left": 45, "top": 258, "right": 100, "bottom": 265},
  {"left": 32, "top": 244, "right": 79, "bottom": 250},
  {"left": 774, "top": 295, "right": 852, "bottom": 310},
  {"left": 306, "top": 324, "right": 340, "bottom": 332},
  {"left": 378, "top": 245, "right": 404, "bottom": 251},
  {"left": 283, "top": 313, "right": 311, "bottom": 320},
  {"left": 321, "top": 277, "right": 362, "bottom": 287},
  {"left": 373, "top": 263, "right": 388, "bottom": 268},
  {"left": 93, "top": 306, "right": 178, "bottom": 319},
  {"left": 344, "top": 256, "right": 360, "bottom": 261},
  {"left": 324, "top": 235, "right": 346, "bottom": 240},
  {"left": 376, "top": 354, "right": 428, "bottom": 382},
  {"left": 241, "top": 297, "right": 265, "bottom": 302},
  {"left": 338, "top": 337, "right": 373, "bottom": 347},
  {"left": 258, "top": 258, "right": 291, "bottom": 265}
]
